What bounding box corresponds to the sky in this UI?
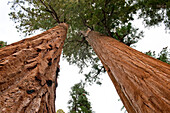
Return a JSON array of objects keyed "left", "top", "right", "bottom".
[{"left": 0, "top": 0, "right": 170, "bottom": 113}]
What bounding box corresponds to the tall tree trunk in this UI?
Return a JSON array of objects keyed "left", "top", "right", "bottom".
[
  {"left": 0, "top": 23, "right": 68, "bottom": 113},
  {"left": 85, "top": 31, "right": 170, "bottom": 113}
]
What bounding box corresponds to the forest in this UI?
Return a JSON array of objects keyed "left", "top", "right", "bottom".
[{"left": 0, "top": 0, "right": 170, "bottom": 113}]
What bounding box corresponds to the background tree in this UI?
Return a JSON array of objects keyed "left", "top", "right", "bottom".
[
  {"left": 68, "top": 82, "right": 93, "bottom": 113},
  {"left": 56, "top": 109, "right": 65, "bottom": 113}
]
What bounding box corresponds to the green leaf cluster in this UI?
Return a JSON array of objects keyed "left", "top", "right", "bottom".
[
  {"left": 137, "top": 0, "right": 170, "bottom": 29},
  {"left": 8, "top": 0, "right": 70, "bottom": 35},
  {"left": 145, "top": 47, "right": 170, "bottom": 64},
  {"left": 0, "top": 41, "right": 7, "bottom": 48}
]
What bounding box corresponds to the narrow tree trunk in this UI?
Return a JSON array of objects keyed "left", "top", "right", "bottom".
[
  {"left": 0, "top": 23, "right": 68, "bottom": 113},
  {"left": 85, "top": 31, "right": 170, "bottom": 113}
]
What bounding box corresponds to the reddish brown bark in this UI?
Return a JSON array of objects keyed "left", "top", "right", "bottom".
[
  {"left": 0, "top": 23, "right": 68, "bottom": 113},
  {"left": 85, "top": 31, "right": 170, "bottom": 113}
]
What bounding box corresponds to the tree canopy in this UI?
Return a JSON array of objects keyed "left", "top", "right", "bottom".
[{"left": 8, "top": 0, "right": 170, "bottom": 84}]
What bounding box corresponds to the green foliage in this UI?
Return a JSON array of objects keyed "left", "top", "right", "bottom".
[
  {"left": 84, "top": 61, "right": 105, "bottom": 85},
  {"left": 136, "top": 0, "right": 170, "bottom": 30},
  {"left": 145, "top": 47, "right": 170, "bottom": 64},
  {"left": 0, "top": 41, "right": 7, "bottom": 48},
  {"left": 158, "top": 47, "right": 170, "bottom": 64},
  {"left": 8, "top": 0, "right": 78, "bottom": 35},
  {"left": 68, "top": 82, "right": 93, "bottom": 113},
  {"left": 145, "top": 50, "right": 156, "bottom": 58}
]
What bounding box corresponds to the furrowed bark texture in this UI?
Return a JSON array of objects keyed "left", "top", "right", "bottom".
[
  {"left": 86, "top": 31, "right": 170, "bottom": 113},
  {"left": 0, "top": 23, "right": 68, "bottom": 113}
]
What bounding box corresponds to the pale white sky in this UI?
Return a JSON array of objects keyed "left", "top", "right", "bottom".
[{"left": 0, "top": 0, "right": 169, "bottom": 113}]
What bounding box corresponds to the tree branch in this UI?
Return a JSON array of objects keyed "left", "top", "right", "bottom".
[
  {"left": 115, "top": 32, "right": 124, "bottom": 42},
  {"left": 109, "top": 6, "right": 114, "bottom": 18},
  {"left": 39, "top": 0, "right": 60, "bottom": 23},
  {"left": 79, "top": 15, "right": 93, "bottom": 30},
  {"left": 48, "top": 4, "right": 60, "bottom": 23}
]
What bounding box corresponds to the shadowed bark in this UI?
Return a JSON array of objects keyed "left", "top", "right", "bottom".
[
  {"left": 0, "top": 23, "right": 68, "bottom": 113},
  {"left": 85, "top": 30, "right": 170, "bottom": 113}
]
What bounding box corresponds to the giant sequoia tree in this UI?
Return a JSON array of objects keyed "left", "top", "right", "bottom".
[
  {"left": 83, "top": 29, "right": 170, "bottom": 113},
  {"left": 0, "top": 23, "right": 68, "bottom": 112},
  {"left": 1, "top": 0, "right": 170, "bottom": 112}
]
